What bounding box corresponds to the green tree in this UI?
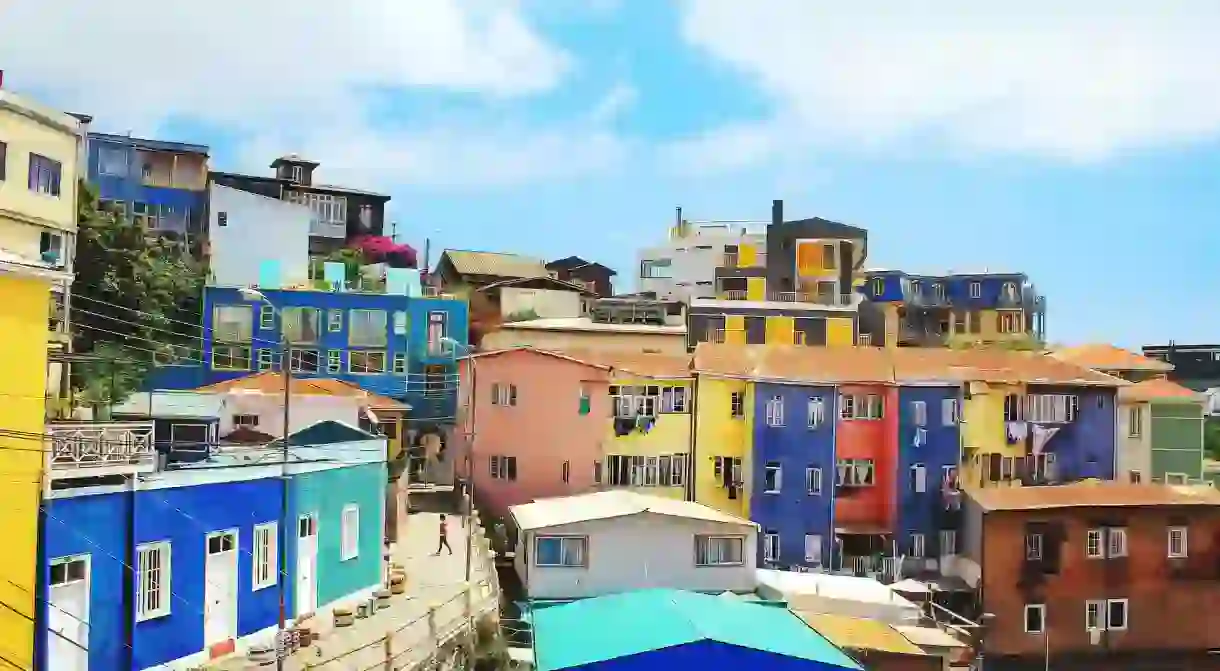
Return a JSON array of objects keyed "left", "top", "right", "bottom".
[
  {"left": 70, "top": 181, "right": 205, "bottom": 408},
  {"left": 1205, "top": 417, "right": 1220, "bottom": 461}
]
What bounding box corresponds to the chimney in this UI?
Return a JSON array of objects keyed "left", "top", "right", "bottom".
[{"left": 771, "top": 199, "right": 783, "bottom": 228}]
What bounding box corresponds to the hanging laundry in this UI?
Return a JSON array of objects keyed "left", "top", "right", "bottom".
[
  {"left": 635, "top": 415, "right": 656, "bottom": 434},
  {"left": 1005, "top": 421, "right": 1028, "bottom": 444},
  {"left": 1030, "top": 425, "right": 1060, "bottom": 455},
  {"left": 614, "top": 416, "right": 635, "bottom": 436},
  {"left": 912, "top": 428, "right": 928, "bottom": 448}
]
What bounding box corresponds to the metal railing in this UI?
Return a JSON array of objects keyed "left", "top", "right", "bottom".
[
  {"left": 718, "top": 290, "right": 747, "bottom": 300},
  {"left": 310, "top": 220, "right": 348, "bottom": 238},
  {"left": 47, "top": 421, "right": 156, "bottom": 476}
]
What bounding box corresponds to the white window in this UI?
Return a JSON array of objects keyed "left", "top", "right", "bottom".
[
  {"left": 969, "top": 281, "right": 982, "bottom": 298},
  {"left": 1025, "top": 604, "right": 1046, "bottom": 634},
  {"left": 328, "top": 309, "right": 343, "bottom": 332},
  {"left": 289, "top": 348, "right": 320, "bottom": 374},
  {"left": 1128, "top": 406, "right": 1143, "bottom": 438},
  {"left": 290, "top": 165, "right": 303, "bottom": 182},
  {"left": 805, "top": 467, "right": 822, "bottom": 495},
  {"left": 349, "top": 309, "right": 388, "bottom": 347},
  {"left": 341, "top": 505, "right": 360, "bottom": 561},
  {"left": 1085, "top": 600, "right": 1104, "bottom": 631},
  {"left": 695, "top": 535, "right": 744, "bottom": 566},
  {"left": 763, "top": 532, "right": 780, "bottom": 561},
  {"left": 910, "top": 533, "right": 926, "bottom": 558},
  {"left": 1108, "top": 528, "right": 1128, "bottom": 557},
  {"left": 763, "top": 462, "right": 782, "bottom": 493},
  {"left": 1106, "top": 598, "right": 1128, "bottom": 630},
  {"left": 49, "top": 556, "right": 88, "bottom": 590},
  {"left": 285, "top": 190, "right": 347, "bottom": 225},
  {"left": 257, "top": 348, "right": 274, "bottom": 371},
  {"left": 489, "top": 455, "right": 517, "bottom": 481},
  {"left": 835, "top": 458, "right": 875, "bottom": 486},
  {"left": 326, "top": 350, "right": 342, "bottom": 374},
  {"left": 645, "top": 457, "right": 659, "bottom": 486},
  {"left": 233, "top": 414, "right": 259, "bottom": 428},
  {"left": 214, "top": 305, "right": 254, "bottom": 342},
  {"left": 392, "top": 352, "right": 407, "bottom": 374},
  {"left": 259, "top": 304, "right": 276, "bottom": 330},
  {"left": 253, "top": 523, "right": 277, "bottom": 590},
  {"left": 136, "top": 541, "right": 171, "bottom": 621},
  {"left": 392, "top": 311, "right": 407, "bottom": 335},
  {"left": 660, "top": 386, "right": 688, "bottom": 413},
  {"left": 98, "top": 146, "right": 128, "bottom": 176},
  {"left": 911, "top": 463, "right": 927, "bottom": 493},
  {"left": 765, "top": 396, "right": 784, "bottom": 426},
  {"left": 427, "top": 311, "right": 449, "bottom": 354},
  {"left": 535, "top": 536, "right": 587, "bottom": 567},
  {"left": 282, "top": 307, "right": 321, "bottom": 344},
  {"left": 941, "top": 398, "right": 959, "bottom": 426},
  {"left": 1026, "top": 533, "right": 1043, "bottom": 560},
  {"left": 349, "top": 350, "right": 387, "bottom": 374},
  {"left": 1086, "top": 529, "right": 1103, "bottom": 558},
  {"left": 911, "top": 401, "right": 927, "bottom": 427},
  {"left": 807, "top": 397, "right": 825, "bottom": 428},
  {"left": 1168, "top": 526, "right": 1188, "bottom": 558},
  {"left": 804, "top": 534, "right": 823, "bottom": 565},
  {"left": 1025, "top": 394, "right": 1079, "bottom": 424},
  {"left": 730, "top": 392, "right": 745, "bottom": 418},
  {"left": 940, "top": 529, "right": 957, "bottom": 555},
  {"left": 999, "top": 311, "right": 1021, "bottom": 334},
  {"left": 492, "top": 383, "right": 518, "bottom": 406},
  {"left": 839, "top": 393, "right": 884, "bottom": 420},
  {"left": 29, "top": 153, "right": 62, "bottom": 196}
]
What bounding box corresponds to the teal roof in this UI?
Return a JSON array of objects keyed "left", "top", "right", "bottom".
[{"left": 530, "top": 589, "right": 862, "bottom": 671}]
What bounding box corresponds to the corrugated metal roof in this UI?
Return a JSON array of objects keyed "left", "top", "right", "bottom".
[
  {"left": 440, "top": 249, "right": 548, "bottom": 279},
  {"left": 1052, "top": 344, "right": 1173, "bottom": 372},
  {"left": 111, "top": 391, "right": 226, "bottom": 418},
  {"left": 798, "top": 613, "right": 928, "bottom": 656},
  {"left": 694, "top": 344, "right": 1126, "bottom": 387},
  {"left": 510, "top": 490, "right": 755, "bottom": 530},
  {"left": 1119, "top": 378, "right": 1203, "bottom": 403},
  {"left": 531, "top": 589, "right": 862, "bottom": 671},
  {"left": 967, "top": 481, "right": 1220, "bottom": 511}
]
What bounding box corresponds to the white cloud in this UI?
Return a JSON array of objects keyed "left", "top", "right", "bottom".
[
  {"left": 0, "top": 0, "right": 623, "bottom": 189},
  {"left": 676, "top": 0, "right": 1220, "bottom": 167},
  {"left": 589, "top": 83, "right": 638, "bottom": 125}
]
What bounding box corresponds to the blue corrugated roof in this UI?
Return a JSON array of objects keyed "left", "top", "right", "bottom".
[
  {"left": 531, "top": 589, "right": 862, "bottom": 671},
  {"left": 89, "top": 131, "right": 209, "bottom": 155}
]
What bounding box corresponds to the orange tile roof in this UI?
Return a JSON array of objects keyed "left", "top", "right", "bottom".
[
  {"left": 1119, "top": 377, "right": 1203, "bottom": 403},
  {"left": 692, "top": 344, "right": 1125, "bottom": 387},
  {"left": 968, "top": 481, "right": 1220, "bottom": 511},
  {"left": 1052, "top": 344, "right": 1173, "bottom": 372},
  {"left": 467, "top": 346, "right": 692, "bottom": 378},
  {"left": 194, "top": 372, "right": 407, "bottom": 409}
]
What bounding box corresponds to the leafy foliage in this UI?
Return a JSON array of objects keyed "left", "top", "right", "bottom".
[
  {"left": 70, "top": 181, "right": 205, "bottom": 407},
  {"left": 1206, "top": 417, "right": 1220, "bottom": 461},
  {"left": 503, "top": 308, "right": 540, "bottom": 323},
  {"left": 352, "top": 235, "right": 417, "bottom": 268}
]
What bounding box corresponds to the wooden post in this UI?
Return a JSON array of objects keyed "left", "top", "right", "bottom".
[{"left": 383, "top": 632, "right": 393, "bottom": 671}]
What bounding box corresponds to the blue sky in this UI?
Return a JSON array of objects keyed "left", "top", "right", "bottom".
[{"left": 3, "top": 0, "right": 1219, "bottom": 347}]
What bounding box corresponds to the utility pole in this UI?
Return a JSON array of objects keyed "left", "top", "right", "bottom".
[{"left": 277, "top": 331, "right": 291, "bottom": 671}]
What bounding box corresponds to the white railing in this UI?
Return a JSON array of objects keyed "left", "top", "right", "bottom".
[
  {"left": 310, "top": 220, "right": 347, "bottom": 238},
  {"left": 48, "top": 421, "right": 157, "bottom": 477}
]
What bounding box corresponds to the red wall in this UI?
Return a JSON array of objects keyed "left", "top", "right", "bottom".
[{"left": 834, "top": 385, "right": 900, "bottom": 530}]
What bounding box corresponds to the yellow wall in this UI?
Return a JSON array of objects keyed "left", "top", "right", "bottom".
[
  {"left": 0, "top": 97, "right": 80, "bottom": 233},
  {"left": 0, "top": 274, "right": 52, "bottom": 667},
  {"left": 603, "top": 378, "right": 692, "bottom": 500},
  {"left": 826, "top": 316, "right": 855, "bottom": 346},
  {"left": 693, "top": 376, "right": 753, "bottom": 518},
  {"left": 746, "top": 277, "right": 766, "bottom": 301},
  {"left": 977, "top": 309, "right": 1026, "bottom": 341},
  {"left": 738, "top": 243, "right": 758, "bottom": 268},
  {"left": 961, "top": 382, "right": 1024, "bottom": 490},
  {"left": 724, "top": 315, "right": 746, "bottom": 345},
  {"left": 765, "top": 315, "right": 794, "bottom": 346}
]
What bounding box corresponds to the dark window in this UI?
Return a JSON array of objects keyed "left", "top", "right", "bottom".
[
  {"left": 380, "top": 422, "right": 398, "bottom": 439},
  {"left": 28, "top": 153, "right": 62, "bottom": 196},
  {"left": 0, "top": 140, "right": 6, "bottom": 181}
]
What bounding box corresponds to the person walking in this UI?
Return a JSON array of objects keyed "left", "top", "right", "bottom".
[{"left": 433, "top": 513, "right": 453, "bottom": 555}]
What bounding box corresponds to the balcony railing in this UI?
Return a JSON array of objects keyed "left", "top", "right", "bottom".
[
  {"left": 310, "top": 220, "right": 348, "bottom": 238},
  {"left": 718, "top": 290, "right": 747, "bottom": 300},
  {"left": 721, "top": 252, "right": 768, "bottom": 269},
  {"left": 704, "top": 329, "right": 727, "bottom": 344},
  {"left": 48, "top": 421, "right": 157, "bottom": 478},
  {"left": 709, "top": 291, "right": 855, "bottom": 306}
]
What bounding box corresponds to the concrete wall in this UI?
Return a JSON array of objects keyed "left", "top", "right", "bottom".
[
  {"left": 208, "top": 184, "right": 311, "bottom": 288},
  {"left": 1118, "top": 401, "right": 1153, "bottom": 481},
  {"left": 517, "top": 512, "right": 757, "bottom": 599},
  {"left": 500, "top": 286, "right": 582, "bottom": 319}
]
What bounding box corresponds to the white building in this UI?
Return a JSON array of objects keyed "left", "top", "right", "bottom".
[
  {"left": 754, "top": 569, "right": 923, "bottom": 625},
  {"left": 208, "top": 183, "right": 311, "bottom": 288},
  {"left": 510, "top": 490, "right": 758, "bottom": 599},
  {"left": 636, "top": 221, "right": 766, "bottom": 301}
]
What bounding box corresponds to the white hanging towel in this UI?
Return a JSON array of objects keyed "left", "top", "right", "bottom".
[
  {"left": 1006, "top": 421, "right": 1028, "bottom": 443},
  {"left": 1031, "top": 425, "right": 1061, "bottom": 455}
]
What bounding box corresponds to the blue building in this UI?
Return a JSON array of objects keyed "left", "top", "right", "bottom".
[
  {"left": 148, "top": 284, "right": 468, "bottom": 424},
  {"left": 41, "top": 421, "right": 387, "bottom": 670},
  {"left": 86, "top": 132, "right": 210, "bottom": 243},
  {"left": 749, "top": 382, "right": 837, "bottom": 570},
  {"left": 895, "top": 386, "right": 962, "bottom": 562},
  {"left": 1026, "top": 385, "right": 1118, "bottom": 483}
]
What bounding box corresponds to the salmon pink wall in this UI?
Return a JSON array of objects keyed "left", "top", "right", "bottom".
[
  {"left": 833, "top": 385, "right": 900, "bottom": 529},
  {"left": 460, "top": 351, "right": 610, "bottom": 522}
]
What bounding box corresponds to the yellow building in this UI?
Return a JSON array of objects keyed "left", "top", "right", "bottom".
[
  {"left": 0, "top": 89, "right": 81, "bottom": 667},
  {"left": 595, "top": 352, "right": 695, "bottom": 501},
  {"left": 690, "top": 376, "right": 754, "bottom": 518}
]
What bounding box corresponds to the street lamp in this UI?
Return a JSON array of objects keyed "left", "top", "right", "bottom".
[
  {"left": 439, "top": 336, "right": 477, "bottom": 583},
  {"left": 240, "top": 287, "right": 292, "bottom": 670}
]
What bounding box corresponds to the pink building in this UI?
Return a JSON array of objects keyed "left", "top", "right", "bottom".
[{"left": 459, "top": 348, "right": 612, "bottom": 522}]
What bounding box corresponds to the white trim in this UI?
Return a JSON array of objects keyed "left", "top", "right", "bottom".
[
  {"left": 136, "top": 541, "right": 172, "bottom": 621},
  {"left": 340, "top": 504, "right": 360, "bottom": 561},
  {"left": 252, "top": 522, "right": 278, "bottom": 590}
]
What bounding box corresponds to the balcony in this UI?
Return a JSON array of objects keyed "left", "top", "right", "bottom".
[
  {"left": 768, "top": 291, "right": 855, "bottom": 306},
  {"left": 48, "top": 421, "right": 157, "bottom": 479},
  {"left": 310, "top": 219, "right": 347, "bottom": 238},
  {"left": 718, "top": 290, "right": 747, "bottom": 300},
  {"left": 704, "top": 328, "right": 727, "bottom": 344},
  {"left": 722, "top": 252, "right": 767, "bottom": 269}
]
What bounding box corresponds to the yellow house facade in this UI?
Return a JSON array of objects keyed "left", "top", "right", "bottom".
[
  {"left": 960, "top": 381, "right": 1024, "bottom": 490},
  {"left": 605, "top": 375, "right": 693, "bottom": 501},
  {"left": 0, "top": 90, "right": 80, "bottom": 668},
  {"left": 691, "top": 376, "right": 755, "bottom": 518}
]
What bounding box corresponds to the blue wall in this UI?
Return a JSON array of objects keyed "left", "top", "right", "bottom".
[
  {"left": 187, "top": 286, "right": 467, "bottom": 422},
  {"left": 895, "top": 386, "right": 961, "bottom": 556},
  {"left": 1031, "top": 385, "right": 1118, "bottom": 482},
  {"left": 131, "top": 477, "right": 284, "bottom": 668},
  {"left": 859, "top": 270, "right": 1030, "bottom": 309},
  {"left": 288, "top": 462, "right": 387, "bottom": 611},
  {"left": 44, "top": 491, "right": 131, "bottom": 671},
  {"left": 566, "top": 639, "right": 849, "bottom": 671},
  {"left": 87, "top": 135, "right": 209, "bottom": 233},
  {"left": 750, "top": 383, "right": 836, "bottom": 569}
]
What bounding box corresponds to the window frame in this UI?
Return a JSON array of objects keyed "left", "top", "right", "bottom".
[
  {"left": 1106, "top": 598, "right": 1129, "bottom": 631},
  {"left": 1128, "top": 405, "right": 1143, "bottom": 438},
  {"left": 252, "top": 522, "right": 277, "bottom": 590},
  {"left": 804, "top": 533, "right": 823, "bottom": 565},
  {"left": 328, "top": 308, "right": 343, "bottom": 332},
  {"left": 805, "top": 466, "right": 822, "bottom": 495},
  {"left": 969, "top": 281, "right": 982, "bottom": 299},
  {"left": 392, "top": 352, "right": 407, "bottom": 375},
  {"left": 763, "top": 462, "right": 782, "bottom": 494},
  {"left": 533, "top": 535, "right": 588, "bottom": 568},
  {"left": 1085, "top": 529, "right": 1104, "bottom": 558},
  {"left": 1026, "top": 532, "right": 1043, "bottom": 560},
  {"left": 730, "top": 391, "right": 745, "bottom": 419},
  {"left": 326, "top": 349, "right": 342, "bottom": 374},
  {"left": 910, "top": 533, "right": 926, "bottom": 558},
  {"left": 28, "top": 153, "right": 63, "bottom": 197},
  {"left": 348, "top": 309, "right": 389, "bottom": 348},
  {"left": 212, "top": 345, "right": 252, "bottom": 371},
  {"left": 694, "top": 535, "right": 745, "bottom": 567},
  {"left": 807, "top": 396, "right": 825, "bottom": 428},
  {"left": 911, "top": 400, "right": 927, "bottom": 426},
  {"left": 1168, "top": 526, "right": 1188, "bottom": 558},
  {"left": 763, "top": 532, "right": 780, "bottom": 562},
  {"left": 765, "top": 396, "right": 784, "bottom": 427},
  {"left": 1024, "top": 604, "right": 1046, "bottom": 634},
  {"left": 340, "top": 504, "right": 360, "bottom": 561},
  {"left": 348, "top": 350, "right": 387, "bottom": 374},
  {"left": 136, "top": 541, "right": 172, "bottom": 622}
]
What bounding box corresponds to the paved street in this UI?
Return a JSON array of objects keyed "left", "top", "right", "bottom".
[{"left": 209, "top": 512, "right": 494, "bottom": 671}]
